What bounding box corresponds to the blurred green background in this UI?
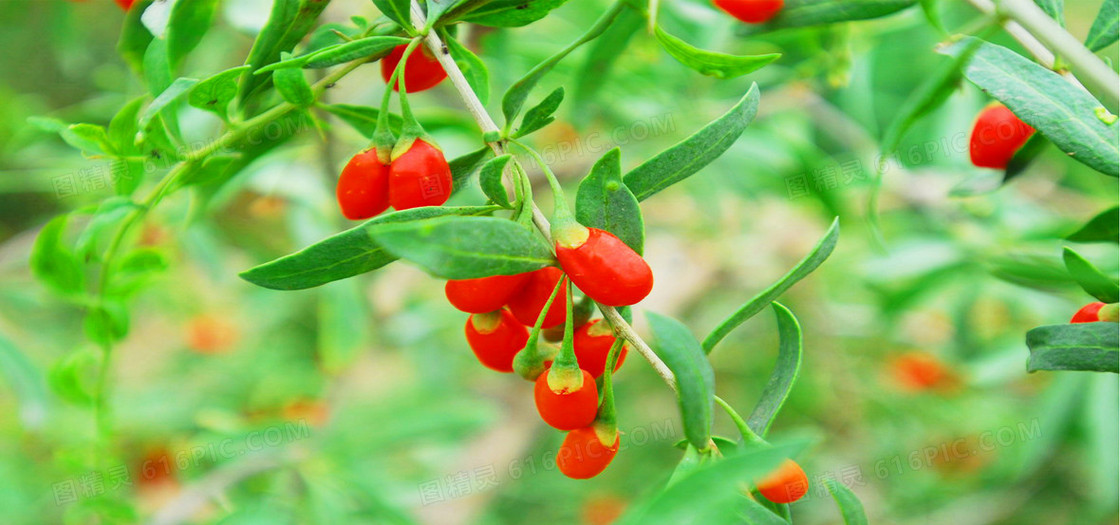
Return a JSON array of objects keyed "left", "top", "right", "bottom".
[{"left": 0, "top": 0, "right": 1117, "bottom": 524}]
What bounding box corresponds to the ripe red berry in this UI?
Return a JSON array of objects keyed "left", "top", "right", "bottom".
[
  {"left": 507, "top": 267, "right": 568, "bottom": 328},
  {"left": 115, "top": 0, "right": 135, "bottom": 9},
  {"left": 712, "top": 0, "right": 784, "bottom": 24},
  {"left": 387, "top": 139, "right": 453, "bottom": 210},
  {"left": 445, "top": 273, "right": 532, "bottom": 314},
  {"left": 557, "top": 426, "right": 620, "bottom": 479},
  {"left": 969, "top": 103, "right": 1035, "bottom": 169},
  {"left": 380, "top": 44, "right": 447, "bottom": 93},
  {"left": 555, "top": 227, "right": 653, "bottom": 307},
  {"left": 465, "top": 310, "right": 529, "bottom": 373},
  {"left": 1071, "top": 302, "right": 1106, "bottom": 323},
  {"left": 574, "top": 320, "right": 628, "bottom": 378},
  {"left": 336, "top": 148, "right": 390, "bottom": 220},
  {"left": 534, "top": 368, "right": 598, "bottom": 430},
  {"left": 756, "top": 459, "right": 809, "bottom": 504}
]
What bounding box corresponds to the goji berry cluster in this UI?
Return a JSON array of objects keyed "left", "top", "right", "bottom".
[
  {"left": 446, "top": 224, "right": 652, "bottom": 479},
  {"left": 336, "top": 139, "right": 452, "bottom": 220}
]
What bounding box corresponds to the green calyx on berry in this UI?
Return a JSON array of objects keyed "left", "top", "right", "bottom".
[
  {"left": 545, "top": 279, "right": 584, "bottom": 393},
  {"left": 513, "top": 339, "right": 556, "bottom": 381},
  {"left": 1099, "top": 304, "right": 1119, "bottom": 323}
]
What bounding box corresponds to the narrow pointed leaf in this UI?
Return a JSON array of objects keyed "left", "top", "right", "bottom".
[
  {"left": 654, "top": 27, "right": 780, "bottom": 79},
  {"left": 369, "top": 216, "right": 555, "bottom": 279},
  {"left": 746, "top": 303, "right": 803, "bottom": 438},
  {"left": 703, "top": 218, "right": 839, "bottom": 353},
  {"left": 1062, "top": 247, "right": 1120, "bottom": 303},
  {"left": 514, "top": 87, "right": 564, "bottom": 138},
  {"left": 825, "top": 479, "right": 870, "bottom": 525},
  {"left": 746, "top": 0, "right": 917, "bottom": 30},
  {"left": 1085, "top": 0, "right": 1119, "bottom": 52},
  {"left": 575, "top": 148, "right": 644, "bottom": 254},
  {"left": 1067, "top": 207, "right": 1119, "bottom": 243},
  {"left": 646, "top": 312, "right": 715, "bottom": 451},
  {"left": 624, "top": 85, "right": 760, "bottom": 201},
  {"left": 446, "top": 35, "right": 491, "bottom": 105},
  {"left": 166, "top": 0, "right": 220, "bottom": 69},
  {"left": 479, "top": 155, "right": 514, "bottom": 208},
  {"left": 240, "top": 206, "right": 499, "bottom": 290}
]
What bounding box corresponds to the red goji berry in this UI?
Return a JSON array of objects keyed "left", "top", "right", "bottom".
[
  {"left": 336, "top": 148, "right": 390, "bottom": 220},
  {"left": 534, "top": 368, "right": 598, "bottom": 430},
  {"left": 712, "top": 0, "right": 783, "bottom": 24},
  {"left": 557, "top": 426, "right": 620, "bottom": 479},
  {"left": 969, "top": 103, "right": 1035, "bottom": 169},
  {"left": 387, "top": 139, "right": 453, "bottom": 210},
  {"left": 756, "top": 459, "right": 809, "bottom": 504},
  {"left": 574, "top": 320, "right": 627, "bottom": 379},
  {"left": 1071, "top": 302, "right": 1106, "bottom": 323},
  {"left": 445, "top": 272, "right": 533, "bottom": 314},
  {"left": 507, "top": 267, "right": 568, "bottom": 328},
  {"left": 380, "top": 44, "right": 447, "bottom": 93},
  {"left": 554, "top": 227, "right": 653, "bottom": 307},
  {"left": 464, "top": 309, "right": 529, "bottom": 373},
  {"left": 115, "top": 0, "right": 135, "bottom": 9}
]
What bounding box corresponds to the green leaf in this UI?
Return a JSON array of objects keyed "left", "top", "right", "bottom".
[
  {"left": 459, "top": 0, "right": 571, "bottom": 27},
  {"left": 241, "top": 206, "right": 501, "bottom": 290},
  {"left": 64, "top": 124, "right": 115, "bottom": 156},
  {"left": 139, "top": 77, "right": 199, "bottom": 130},
  {"left": 142, "top": 38, "right": 173, "bottom": 97},
  {"left": 919, "top": 0, "right": 946, "bottom": 34},
  {"left": 616, "top": 443, "right": 804, "bottom": 525},
  {"left": 940, "top": 37, "right": 1120, "bottom": 177},
  {"left": 825, "top": 479, "right": 869, "bottom": 525},
  {"left": 1026, "top": 323, "right": 1119, "bottom": 373},
  {"left": 450, "top": 146, "right": 495, "bottom": 193},
  {"left": 84, "top": 301, "right": 130, "bottom": 346},
  {"left": 189, "top": 66, "right": 251, "bottom": 121},
  {"left": 575, "top": 148, "right": 644, "bottom": 254},
  {"left": 1062, "top": 247, "right": 1120, "bottom": 303},
  {"left": 239, "top": 0, "right": 331, "bottom": 104},
  {"left": 76, "top": 197, "right": 138, "bottom": 261},
  {"left": 108, "top": 96, "right": 146, "bottom": 155},
  {"left": 274, "top": 54, "right": 315, "bottom": 107},
  {"left": 30, "top": 215, "right": 85, "bottom": 298},
  {"left": 371, "top": 0, "right": 414, "bottom": 30},
  {"left": 479, "top": 154, "right": 514, "bottom": 208},
  {"left": 48, "top": 348, "right": 100, "bottom": 406},
  {"left": 513, "top": 87, "right": 564, "bottom": 138},
  {"left": 624, "top": 85, "right": 760, "bottom": 201},
  {"left": 1067, "top": 207, "right": 1119, "bottom": 243},
  {"left": 117, "top": 0, "right": 155, "bottom": 75},
  {"left": 703, "top": 218, "right": 839, "bottom": 353},
  {"left": 322, "top": 103, "right": 404, "bottom": 137},
  {"left": 646, "top": 312, "right": 715, "bottom": 451},
  {"left": 1086, "top": 0, "right": 1119, "bottom": 52},
  {"left": 746, "top": 303, "right": 803, "bottom": 438},
  {"left": 305, "top": 36, "right": 410, "bottom": 68},
  {"left": 880, "top": 36, "right": 984, "bottom": 158},
  {"left": 1032, "top": 0, "right": 1064, "bottom": 26},
  {"left": 500, "top": 3, "right": 623, "bottom": 125},
  {"left": 369, "top": 216, "right": 555, "bottom": 279},
  {"left": 426, "top": 0, "right": 466, "bottom": 25},
  {"left": 445, "top": 35, "right": 490, "bottom": 105},
  {"left": 654, "top": 26, "right": 780, "bottom": 79},
  {"left": 747, "top": 0, "right": 917, "bottom": 30},
  {"left": 166, "top": 0, "right": 220, "bottom": 70}
]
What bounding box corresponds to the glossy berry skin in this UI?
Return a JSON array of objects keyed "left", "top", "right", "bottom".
[
  {"left": 465, "top": 310, "right": 529, "bottom": 373},
  {"left": 757, "top": 459, "right": 809, "bottom": 504},
  {"left": 574, "top": 320, "right": 628, "bottom": 379},
  {"left": 388, "top": 140, "right": 453, "bottom": 210},
  {"left": 555, "top": 228, "right": 653, "bottom": 307},
  {"left": 557, "top": 427, "right": 620, "bottom": 479},
  {"left": 380, "top": 45, "right": 447, "bottom": 93},
  {"left": 507, "top": 267, "right": 568, "bottom": 328},
  {"left": 1071, "top": 302, "right": 1106, "bottom": 323},
  {"left": 534, "top": 369, "right": 598, "bottom": 430},
  {"left": 712, "top": 0, "right": 783, "bottom": 24},
  {"left": 337, "top": 149, "right": 390, "bottom": 220},
  {"left": 969, "top": 103, "right": 1036, "bottom": 169},
  {"left": 445, "top": 273, "right": 532, "bottom": 314}
]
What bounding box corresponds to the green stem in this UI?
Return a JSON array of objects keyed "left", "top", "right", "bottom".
[
  {"left": 714, "top": 395, "right": 767, "bottom": 446},
  {"left": 509, "top": 138, "right": 575, "bottom": 225}
]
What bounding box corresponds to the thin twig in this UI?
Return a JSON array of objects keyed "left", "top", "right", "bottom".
[{"left": 409, "top": 2, "right": 678, "bottom": 390}]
